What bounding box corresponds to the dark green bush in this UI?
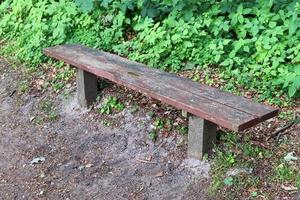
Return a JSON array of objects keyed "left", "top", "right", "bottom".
[{"left": 0, "top": 0, "right": 299, "bottom": 101}]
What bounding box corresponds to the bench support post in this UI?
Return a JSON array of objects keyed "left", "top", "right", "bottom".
[
  {"left": 76, "top": 69, "right": 98, "bottom": 107},
  {"left": 188, "top": 114, "right": 217, "bottom": 160}
]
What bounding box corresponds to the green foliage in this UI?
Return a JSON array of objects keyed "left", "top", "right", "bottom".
[
  {"left": 153, "top": 118, "right": 164, "bottom": 129},
  {"left": 100, "top": 96, "right": 125, "bottom": 114},
  {"left": 0, "top": 0, "right": 300, "bottom": 100},
  {"left": 177, "top": 125, "right": 188, "bottom": 135},
  {"left": 209, "top": 132, "right": 300, "bottom": 198},
  {"left": 148, "top": 131, "right": 157, "bottom": 141},
  {"left": 274, "top": 157, "right": 300, "bottom": 184},
  {"left": 223, "top": 177, "right": 234, "bottom": 186}
]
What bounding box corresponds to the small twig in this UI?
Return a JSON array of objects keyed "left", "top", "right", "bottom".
[
  {"left": 132, "top": 186, "right": 145, "bottom": 199},
  {"left": 138, "top": 187, "right": 144, "bottom": 192},
  {"left": 267, "top": 121, "right": 295, "bottom": 141},
  {"left": 275, "top": 132, "right": 286, "bottom": 144},
  {"left": 136, "top": 159, "right": 157, "bottom": 164},
  {"left": 152, "top": 136, "right": 177, "bottom": 155},
  {"left": 267, "top": 111, "right": 299, "bottom": 142},
  {"left": 151, "top": 140, "right": 167, "bottom": 155},
  {"left": 218, "top": 127, "right": 227, "bottom": 133},
  {"left": 8, "top": 90, "right": 16, "bottom": 97}
]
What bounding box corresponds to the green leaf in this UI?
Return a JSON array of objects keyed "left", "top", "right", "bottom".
[
  {"left": 251, "top": 192, "right": 258, "bottom": 197},
  {"left": 269, "top": 21, "right": 277, "bottom": 28},
  {"left": 238, "top": 15, "right": 244, "bottom": 24},
  {"left": 251, "top": 25, "right": 259, "bottom": 36},
  {"left": 148, "top": 131, "right": 157, "bottom": 141},
  {"left": 231, "top": 15, "right": 238, "bottom": 26},
  {"left": 237, "top": 5, "right": 243, "bottom": 14},
  {"left": 184, "top": 62, "right": 196, "bottom": 70},
  {"left": 289, "top": 19, "right": 298, "bottom": 36},
  {"left": 222, "top": 23, "right": 229, "bottom": 32},
  {"left": 288, "top": 76, "right": 300, "bottom": 97},
  {"left": 74, "top": 0, "right": 94, "bottom": 12},
  {"left": 243, "top": 8, "right": 252, "bottom": 15},
  {"left": 224, "top": 177, "right": 234, "bottom": 186},
  {"left": 215, "top": 54, "right": 221, "bottom": 63},
  {"left": 295, "top": 65, "right": 300, "bottom": 75},
  {"left": 243, "top": 46, "right": 250, "bottom": 53},
  {"left": 171, "top": 34, "right": 181, "bottom": 42},
  {"left": 101, "top": 0, "right": 113, "bottom": 8}
]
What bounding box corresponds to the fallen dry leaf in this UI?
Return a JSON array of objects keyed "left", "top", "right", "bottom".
[
  {"left": 155, "top": 171, "right": 164, "bottom": 177},
  {"left": 281, "top": 185, "right": 298, "bottom": 191}
]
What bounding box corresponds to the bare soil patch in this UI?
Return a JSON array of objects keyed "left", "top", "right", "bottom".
[{"left": 0, "top": 59, "right": 213, "bottom": 200}]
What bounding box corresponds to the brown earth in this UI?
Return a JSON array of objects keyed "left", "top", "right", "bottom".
[
  {"left": 1, "top": 57, "right": 299, "bottom": 200},
  {"left": 0, "top": 59, "right": 213, "bottom": 200}
]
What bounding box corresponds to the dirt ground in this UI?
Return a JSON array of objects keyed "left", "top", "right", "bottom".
[{"left": 0, "top": 59, "right": 214, "bottom": 199}]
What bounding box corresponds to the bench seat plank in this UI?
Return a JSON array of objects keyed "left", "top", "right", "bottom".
[{"left": 44, "top": 45, "right": 279, "bottom": 131}]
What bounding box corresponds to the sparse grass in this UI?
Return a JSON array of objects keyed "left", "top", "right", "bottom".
[
  {"left": 50, "top": 64, "right": 75, "bottom": 92},
  {"left": 278, "top": 110, "right": 295, "bottom": 121},
  {"left": 101, "top": 120, "right": 111, "bottom": 127},
  {"left": 165, "top": 119, "right": 173, "bottom": 131},
  {"left": 148, "top": 131, "right": 157, "bottom": 141},
  {"left": 128, "top": 105, "right": 139, "bottom": 114},
  {"left": 99, "top": 96, "right": 125, "bottom": 114},
  {"left": 209, "top": 131, "right": 300, "bottom": 199},
  {"left": 177, "top": 125, "right": 188, "bottom": 135},
  {"left": 146, "top": 111, "right": 155, "bottom": 118},
  {"left": 19, "top": 81, "right": 29, "bottom": 93},
  {"left": 1, "top": 41, "right": 75, "bottom": 94},
  {"left": 272, "top": 158, "right": 300, "bottom": 187},
  {"left": 153, "top": 118, "right": 164, "bottom": 130},
  {"left": 32, "top": 100, "right": 59, "bottom": 124}
]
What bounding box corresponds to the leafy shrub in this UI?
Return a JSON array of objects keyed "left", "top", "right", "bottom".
[{"left": 0, "top": 0, "right": 299, "bottom": 101}]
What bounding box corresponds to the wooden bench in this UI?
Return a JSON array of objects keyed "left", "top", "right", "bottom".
[{"left": 44, "top": 45, "right": 279, "bottom": 160}]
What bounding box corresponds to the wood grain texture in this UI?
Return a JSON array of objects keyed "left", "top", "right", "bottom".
[{"left": 44, "top": 44, "right": 279, "bottom": 131}]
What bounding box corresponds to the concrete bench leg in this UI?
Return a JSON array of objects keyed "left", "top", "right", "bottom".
[
  {"left": 76, "top": 69, "right": 98, "bottom": 107},
  {"left": 188, "top": 114, "right": 217, "bottom": 160}
]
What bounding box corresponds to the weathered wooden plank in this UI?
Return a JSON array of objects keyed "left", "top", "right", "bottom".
[
  {"left": 64, "top": 45, "right": 276, "bottom": 119},
  {"left": 96, "top": 48, "right": 278, "bottom": 120},
  {"left": 44, "top": 45, "right": 279, "bottom": 131}
]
